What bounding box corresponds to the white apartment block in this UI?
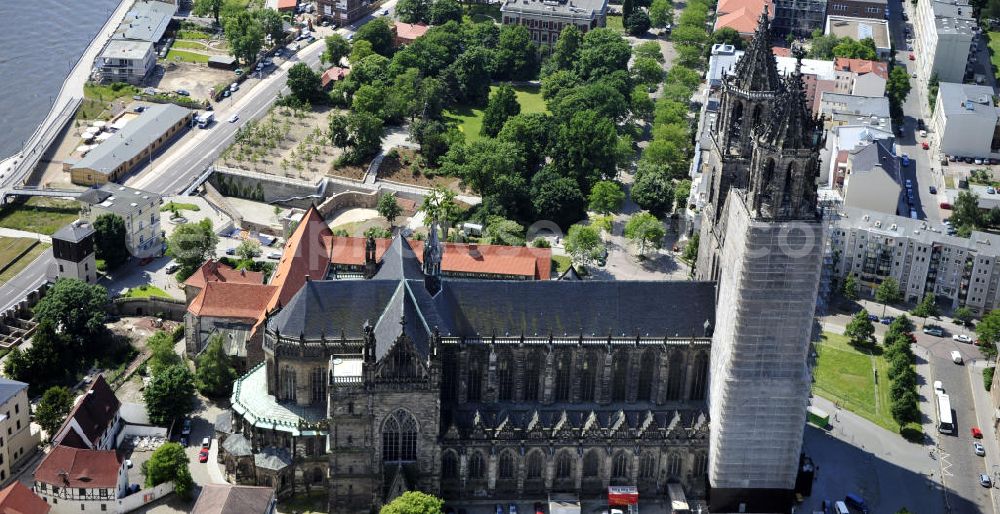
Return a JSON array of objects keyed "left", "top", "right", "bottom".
[
  {"left": 79, "top": 184, "right": 162, "bottom": 259},
  {"left": 931, "top": 82, "right": 1000, "bottom": 160},
  {"left": 832, "top": 206, "right": 1000, "bottom": 314},
  {"left": 0, "top": 380, "right": 38, "bottom": 484},
  {"left": 912, "top": 0, "right": 976, "bottom": 82},
  {"left": 94, "top": 40, "right": 155, "bottom": 85}
]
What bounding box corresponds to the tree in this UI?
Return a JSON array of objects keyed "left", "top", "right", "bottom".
[
  {"left": 832, "top": 37, "right": 878, "bottom": 60},
  {"left": 625, "top": 11, "right": 651, "bottom": 35},
  {"left": 711, "top": 27, "right": 744, "bottom": 49},
  {"left": 35, "top": 386, "right": 73, "bottom": 439},
  {"left": 194, "top": 0, "right": 224, "bottom": 23},
  {"left": 396, "top": 0, "right": 431, "bottom": 23},
  {"left": 224, "top": 10, "right": 264, "bottom": 64},
  {"left": 630, "top": 167, "right": 676, "bottom": 217},
  {"left": 977, "top": 309, "right": 1000, "bottom": 349},
  {"left": 845, "top": 310, "right": 876, "bottom": 347},
  {"left": 350, "top": 39, "right": 376, "bottom": 63},
  {"left": 551, "top": 110, "right": 619, "bottom": 189},
  {"left": 480, "top": 85, "right": 521, "bottom": 137},
  {"left": 624, "top": 212, "right": 665, "bottom": 256},
  {"left": 168, "top": 219, "right": 219, "bottom": 278},
  {"left": 633, "top": 41, "right": 664, "bottom": 63},
  {"left": 288, "top": 62, "right": 322, "bottom": 102},
  {"left": 145, "top": 443, "right": 194, "bottom": 500},
  {"left": 447, "top": 46, "right": 493, "bottom": 104},
  {"left": 483, "top": 217, "right": 526, "bottom": 246},
  {"left": 355, "top": 17, "right": 395, "bottom": 56},
  {"left": 890, "top": 389, "right": 919, "bottom": 424},
  {"left": 33, "top": 278, "right": 108, "bottom": 344},
  {"left": 323, "top": 34, "right": 352, "bottom": 65},
  {"left": 143, "top": 364, "right": 196, "bottom": 426},
  {"left": 93, "top": 213, "right": 128, "bottom": 269},
  {"left": 377, "top": 193, "right": 404, "bottom": 227},
  {"left": 495, "top": 25, "right": 539, "bottom": 80},
  {"left": 875, "top": 277, "right": 902, "bottom": 316},
  {"left": 497, "top": 113, "right": 552, "bottom": 172},
  {"left": 235, "top": 239, "right": 262, "bottom": 264},
  {"left": 430, "top": 0, "right": 463, "bottom": 24},
  {"left": 380, "top": 491, "right": 444, "bottom": 514},
  {"left": 951, "top": 191, "right": 982, "bottom": 234},
  {"left": 328, "top": 112, "right": 385, "bottom": 163},
  {"left": 254, "top": 8, "right": 284, "bottom": 43},
  {"left": 564, "top": 225, "right": 606, "bottom": 265},
  {"left": 196, "top": 334, "right": 237, "bottom": 397},
  {"left": 674, "top": 179, "right": 691, "bottom": 210},
  {"left": 147, "top": 330, "right": 182, "bottom": 377},
  {"left": 808, "top": 34, "right": 840, "bottom": 59},
  {"left": 575, "top": 28, "right": 632, "bottom": 81},
  {"left": 910, "top": 293, "right": 939, "bottom": 324},
  {"left": 420, "top": 186, "right": 460, "bottom": 231},
  {"left": 531, "top": 169, "right": 588, "bottom": 230},
  {"left": 886, "top": 66, "right": 911, "bottom": 120},
  {"left": 649, "top": 0, "right": 674, "bottom": 28},
  {"left": 551, "top": 26, "right": 583, "bottom": 71},
  {"left": 588, "top": 181, "right": 625, "bottom": 214},
  {"left": 670, "top": 25, "right": 709, "bottom": 47},
  {"left": 440, "top": 139, "right": 527, "bottom": 194},
  {"left": 623, "top": 0, "right": 635, "bottom": 17},
  {"left": 682, "top": 232, "right": 699, "bottom": 265},
  {"left": 954, "top": 306, "right": 974, "bottom": 326},
  {"left": 632, "top": 57, "right": 665, "bottom": 87},
  {"left": 842, "top": 274, "right": 859, "bottom": 301}
]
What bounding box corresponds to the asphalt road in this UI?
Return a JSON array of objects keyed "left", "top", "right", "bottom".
[
  {"left": 126, "top": 4, "right": 399, "bottom": 195},
  {"left": 0, "top": 252, "right": 51, "bottom": 312}
]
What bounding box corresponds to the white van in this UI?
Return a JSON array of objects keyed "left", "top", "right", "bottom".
[
  {"left": 834, "top": 501, "right": 850, "bottom": 514},
  {"left": 934, "top": 380, "right": 945, "bottom": 395},
  {"left": 951, "top": 351, "right": 963, "bottom": 364}
]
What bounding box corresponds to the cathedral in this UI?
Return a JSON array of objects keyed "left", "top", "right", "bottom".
[{"left": 215, "top": 9, "right": 824, "bottom": 514}]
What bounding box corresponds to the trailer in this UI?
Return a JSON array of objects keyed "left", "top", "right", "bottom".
[{"left": 196, "top": 112, "right": 215, "bottom": 128}]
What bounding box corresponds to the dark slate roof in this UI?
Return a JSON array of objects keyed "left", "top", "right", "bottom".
[
  {"left": 372, "top": 283, "right": 430, "bottom": 359},
  {"left": 222, "top": 433, "right": 252, "bottom": 457},
  {"left": 269, "top": 280, "right": 400, "bottom": 339},
  {"left": 52, "top": 222, "right": 94, "bottom": 243},
  {"left": 372, "top": 237, "right": 424, "bottom": 281},
  {"left": 78, "top": 189, "right": 112, "bottom": 205},
  {"left": 254, "top": 447, "right": 292, "bottom": 470}
]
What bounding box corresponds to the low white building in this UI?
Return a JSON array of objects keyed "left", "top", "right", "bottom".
[
  {"left": 33, "top": 445, "right": 129, "bottom": 514},
  {"left": 824, "top": 15, "right": 892, "bottom": 58},
  {"left": 94, "top": 40, "right": 155, "bottom": 85},
  {"left": 78, "top": 184, "right": 163, "bottom": 259},
  {"left": 913, "top": 0, "right": 975, "bottom": 82},
  {"left": 819, "top": 92, "right": 892, "bottom": 131},
  {"left": 931, "top": 82, "right": 1000, "bottom": 160}
]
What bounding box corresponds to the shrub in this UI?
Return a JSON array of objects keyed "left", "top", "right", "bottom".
[{"left": 986, "top": 366, "right": 996, "bottom": 391}]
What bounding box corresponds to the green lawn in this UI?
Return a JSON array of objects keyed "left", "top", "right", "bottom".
[
  {"left": 552, "top": 255, "right": 572, "bottom": 275},
  {"left": 161, "top": 201, "right": 201, "bottom": 213},
  {"left": 163, "top": 49, "right": 210, "bottom": 64},
  {"left": 83, "top": 82, "right": 140, "bottom": 102},
  {"left": 123, "top": 284, "right": 171, "bottom": 299},
  {"left": 445, "top": 85, "right": 548, "bottom": 143},
  {"left": 607, "top": 14, "right": 625, "bottom": 33},
  {"left": 812, "top": 331, "right": 922, "bottom": 436},
  {"left": 988, "top": 32, "right": 1000, "bottom": 80},
  {"left": 176, "top": 29, "right": 214, "bottom": 40},
  {"left": 171, "top": 40, "right": 211, "bottom": 50},
  {"left": 0, "top": 197, "right": 80, "bottom": 235},
  {"left": 0, "top": 240, "right": 48, "bottom": 284}
]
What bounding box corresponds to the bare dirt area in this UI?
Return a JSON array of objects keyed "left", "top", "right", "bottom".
[
  {"left": 218, "top": 105, "right": 361, "bottom": 181},
  {"left": 378, "top": 148, "right": 461, "bottom": 189},
  {"left": 328, "top": 208, "right": 391, "bottom": 236},
  {"left": 152, "top": 62, "right": 235, "bottom": 101}
]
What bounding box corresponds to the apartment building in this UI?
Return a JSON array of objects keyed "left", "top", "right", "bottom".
[
  {"left": 826, "top": 0, "right": 885, "bottom": 20},
  {"left": 0, "top": 380, "right": 38, "bottom": 484},
  {"left": 832, "top": 206, "right": 1000, "bottom": 314},
  {"left": 819, "top": 92, "right": 892, "bottom": 131},
  {"left": 317, "top": 0, "right": 375, "bottom": 26},
  {"left": 773, "top": 0, "right": 828, "bottom": 35},
  {"left": 931, "top": 82, "right": 1000, "bottom": 160},
  {"left": 94, "top": 40, "right": 155, "bottom": 85},
  {"left": 913, "top": 0, "right": 976, "bottom": 82},
  {"left": 79, "top": 184, "right": 163, "bottom": 259},
  {"left": 500, "top": 0, "right": 608, "bottom": 45}
]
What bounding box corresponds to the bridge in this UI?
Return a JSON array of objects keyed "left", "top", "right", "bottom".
[{"left": 1, "top": 186, "right": 85, "bottom": 203}]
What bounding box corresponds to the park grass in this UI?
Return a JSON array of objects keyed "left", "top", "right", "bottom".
[
  {"left": 161, "top": 201, "right": 201, "bottom": 213},
  {"left": 812, "top": 331, "right": 922, "bottom": 437},
  {"left": 552, "top": 255, "right": 572, "bottom": 275},
  {"left": 0, "top": 197, "right": 80, "bottom": 235},
  {"left": 607, "top": 14, "right": 625, "bottom": 33},
  {"left": 0, "top": 238, "right": 37, "bottom": 268},
  {"left": 278, "top": 490, "right": 326, "bottom": 514},
  {"left": 171, "top": 40, "right": 212, "bottom": 50},
  {"left": 989, "top": 32, "right": 1000, "bottom": 80},
  {"left": 123, "top": 284, "right": 171, "bottom": 299},
  {"left": 0, "top": 240, "right": 49, "bottom": 284},
  {"left": 84, "top": 82, "right": 140, "bottom": 102},
  {"left": 164, "top": 49, "right": 210, "bottom": 64},
  {"left": 445, "top": 85, "right": 549, "bottom": 143},
  {"left": 176, "top": 29, "right": 214, "bottom": 40}
]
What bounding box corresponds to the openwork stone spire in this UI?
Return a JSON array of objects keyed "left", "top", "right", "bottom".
[
  {"left": 727, "top": 6, "right": 783, "bottom": 93},
  {"left": 762, "top": 46, "right": 818, "bottom": 150}
]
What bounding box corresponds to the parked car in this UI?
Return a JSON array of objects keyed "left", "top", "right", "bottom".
[
  {"left": 952, "top": 350, "right": 964, "bottom": 364},
  {"left": 981, "top": 473, "right": 993, "bottom": 487},
  {"left": 179, "top": 435, "right": 188, "bottom": 447},
  {"left": 182, "top": 418, "right": 192, "bottom": 435},
  {"left": 228, "top": 114, "right": 240, "bottom": 123},
  {"left": 844, "top": 493, "right": 869, "bottom": 514},
  {"left": 165, "top": 263, "right": 180, "bottom": 274},
  {"left": 975, "top": 442, "right": 986, "bottom": 456},
  {"left": 202, "top": 437, "right": 211, "bottom": 448},
  {"left": 226, "top": 247, "right": 236, "bottom": 255},
  {"left": 917, "top": 119, "right": 926, "bottom": 130},
  {"left": 509, "top": 504, "right": 518, "bottom": 514},
  {"left": 920, "top": 129, "right": 928, "bottom": 137},
  {"left": 989, "top": 186, "right": 997, "bottom": 195},
  {"left": 199, "top": 448, "right": 209, "bottom": 463},
  {"left": 534, "top": 503, "right": 545, "bottom": 514},
  {"left": 922, "top": 142, "right": 929, "bottom": 150},
  {"left": 953, "top": 334, "right": 973, "bottom": 343},
  {"left": 934, "top": 380, "right": 945, "bottom": 395},
  {"left": 972, "top": 426, "right": 983, "bottom": 438},
  {"left": 267, "top": 251, "right": 282, "bottom": 260},
  {"left": 868, "top": 314, "right": 880, "bottom": 322},
  {"left": 175, "top": 89, "right": 190, "bottom": 96},
  {"left": 909, "top": 53, "right": 915, "bottom": 60},
  {"left": 923, "top": 326, "right": 944, "bottom": 336},
  {"left": 235, "top": 68, "right": 244, "bottom": 75},
  {"left": 929, "top": 186, "right": 937, "bottom": 194},
  {"left": 880, "top": 317, "right": 894, "bottom": 325},
  {"left": 496, "top": 504, "right": 504, "bottom": 514},
  {"left": 940, "top": 202, "right": 952, "bottom": 209},
  {"left": 901, "top": 154, "right": 911, "bottom": 167}
]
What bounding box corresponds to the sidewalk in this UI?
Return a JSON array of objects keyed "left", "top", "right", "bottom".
[
  {"left": 0, "top": 227, "right": 52, "bottom": 243},
  {"left": 967, "top": 359, "right": 1000, "bottom": 512}
]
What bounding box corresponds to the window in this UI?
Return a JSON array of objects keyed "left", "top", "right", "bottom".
[
  {"left": 579, "top": 353, "right": 597, "bottom": 402},
  {"left": 381, "top": 409, "right": 417, "bottom": 462},
  {"left": 280, "top": 366, "right": 296, "bottom": 401},
  {"left": 467, "top": 356, "right": 483, "bottom": 402},
  {"left": 523, "top": 357, "right": 540, "bottom": 401},
  {"left": 498, "top": 451, "right": 515, "bottom": 479},
  {"left": 469, "top": 452, "right": 485, "bottom": 479},
  {"left": 79, "top": 489, "right": 85, "bottom": 496},
  {"left": 694, "top": 453, "right": 708, "bottom": 475},
  {"left": 347, "top": 401, "right": 354, "bottom": 414},
  {"left": 311, "top": 367, "right": 326, "bottom": 404},
  {"left": 690, "top": 353, "right": 709, "bottom": 401},
  {"left": 637, "top": 351, "right": 656, "bottom": 401},
  {"left": 666, "top": 356, "right": 684, "bottom": 401},
  {"left": 612, "top": 453, "right": 629, "bottom": 480},
  {"left": 442, "top": 452, "right": 458, "bottom": 479},
  {"left": 666, "top": 453, "right": 682, "bottom": 477},
  {"left": 526, "top": 452, "right": 543, "bottom": 479},
  {"left": 102, "top": 505, "right": 107, "bottom": 511},
  {"left": 556, "top": 452, "right": 573, "bottom": 479},
  {"left": 612, "top": 352, "right": 629, "bottom": 402},
  {"left": 497, "top": 352, "right": 513, "bottom": 401},
  {"left": 639, "top": 453, "right": 656, "bottom": 479},
  {"left": 59, "top": 265, "right": 64, "bottom": 273},
  {"left": 583, "top": 451, "right": 600, "bottom": 477},
  {"left": 554, "top": 352, "right": 571, "bottom": 402}
]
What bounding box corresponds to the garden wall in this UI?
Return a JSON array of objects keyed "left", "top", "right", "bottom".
[
  {"left": 209, "top": 166, "right": 325, "bottom": 204},
  {"left": 111, "top": 297, "right": 186, "bottom": 321}
]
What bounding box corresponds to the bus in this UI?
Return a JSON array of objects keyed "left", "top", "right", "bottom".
[{"left": 936, "top": 393, "right": 954, "bottom": 434}]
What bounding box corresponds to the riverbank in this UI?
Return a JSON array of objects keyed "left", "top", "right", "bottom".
[{"left": 0, "top": 0, "right": 133, "bottom": 185}]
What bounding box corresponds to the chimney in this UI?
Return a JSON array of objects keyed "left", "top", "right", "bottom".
[{"left": 305, "top": 274, "right": 311, "bottom": 282}]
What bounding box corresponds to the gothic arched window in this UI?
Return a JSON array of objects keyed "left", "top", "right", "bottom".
[
  {"left": 612, "top": 453, "right": 629, "bottom": 480},
  {"left": 524, "top": 355, "right": 540, "bottom": 402},
  {"left": 694, "top": 453, "right": 708, "bottom": 475},
  {"left": 441, "top": 352, "right": 457, "bottom": 402},
  {"left": 280, "top": 366, "right": 296, "bottom": 401},
  {"left": 781, "top": 161, "right": 796, "bottom": 212},
  {"left": 691, "top": 353, "right": 709, "bottom": 401},
  {"left": 639, "top": 453, "right": 656, "bottom": 480},
  {"left": 666, "top": 355, "right": 684, "bottom": 401},
  {"left": 469, "top": 451, "right": 485, "bottom": 479},
  {"left": 497, "top": 352, "right": 514, "bottom": 402},
  {"left": 583, "top": 450, "right": 600, "bottom": 478},
  {"left": 612, "top": 352, "right": 629, "bottom": 402},
  {"left": 556, "top": 452, "right": 574, "bottom": 479},
  {"left": 498, "top": 450, "right": 515, "bottom": 479},
  {"left": 579, "top": 352, "right": 598, "bottom": 402},
  {"left": 729, "top": 101, "right": 744, "bottom": 145},
  {"left": 636, "top": 350, "right": 656, "bottom": 402},
  {"left": 526, "top": 451, "right": 544, "bottom": 479},
  {"left": 666, "top": 453, "right": 682, "bottom": 477},
  {"left": 311, "top": 367, "right": 326, "bottom": 404},
  {"left": 555, "top": 352, "right": 572, "bottom": 402},
  {"left": 442, "top": 451, "right": 458, "bottom": 479},
  {"left": 381, "top": 410, "right": 418, "bottom": 463},
  {"left": 467, "top": 355, "right": 483, "bottom": 402}
]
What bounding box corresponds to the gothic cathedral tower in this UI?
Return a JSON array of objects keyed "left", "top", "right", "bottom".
[{"left": 703, "top": 39, "right": 826, "bottom": 513}]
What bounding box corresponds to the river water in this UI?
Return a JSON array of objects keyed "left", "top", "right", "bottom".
[{"left": 0, "top": 0, "right": 121, "bottom": 160}]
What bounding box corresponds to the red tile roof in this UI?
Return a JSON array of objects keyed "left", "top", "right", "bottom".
[
  {"left": 715, "top": 0, "right": 773, "bottom": 35},
  {"left": 321, "top": 67, "right": 350, "bottom": 88},
  {"left": 34, "top": 446, "right": 122, "bottom": 489},
  {"left": 772, "top": 46, "right": 791, "bottom": 57},
  {"left": 834, "top": 58, "right": 889, "bottom": 79},
  {"left": 276, "top": 0, "right": 297, "bottom": 9},
  {"left": 265, "top": 207, "right": 332, "bottom": 313},
  {"left": 393, "top": 22, "right": 429, "bottom": 43},
  {"left": 329, "top": 236, "right": 391, "bottom": 266},
  {"left": 0, "top": 482, "right": 50, "bottom": 514},
  {"left": 183, "top": 260, "right": 264, "bottom": 291},
  {"left": 191, "top": 484, "right": 276, "bottom": 514},
  {"left": 187, "top": 282, "right": 278, "bottom": 319},
  {"left": 54, "top": 375, "right": 119, "bottom": 449},
  {"left": 410, "top": 240, "right": 552, "bottom": 280}
]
